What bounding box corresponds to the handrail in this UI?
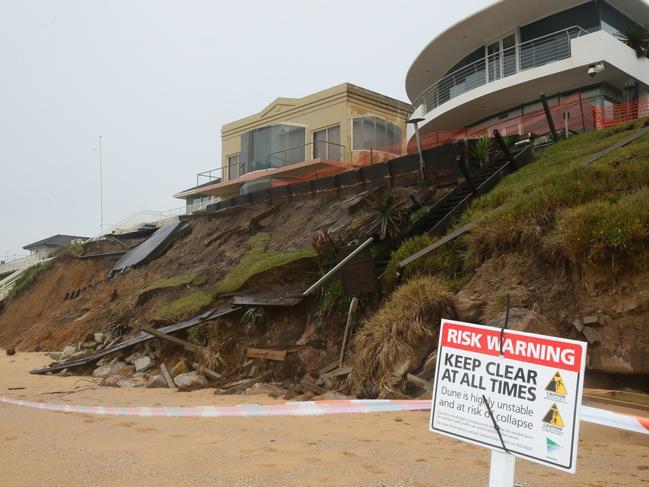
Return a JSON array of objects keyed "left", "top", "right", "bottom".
[{"left": 413, "top": 26, "right": 589, "bottom": 115}]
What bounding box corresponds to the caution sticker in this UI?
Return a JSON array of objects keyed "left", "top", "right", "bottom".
[{"left": 429, "top": 319, "right": 587, "bottom": 473}]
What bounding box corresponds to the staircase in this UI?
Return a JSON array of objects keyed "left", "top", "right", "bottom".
[{"left": 0, "top": 257, "right": 54, "bottom": 303}]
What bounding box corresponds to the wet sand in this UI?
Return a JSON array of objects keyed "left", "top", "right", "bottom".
[{"left": 1, "top": 352, "right": 648, "bottom": 486}]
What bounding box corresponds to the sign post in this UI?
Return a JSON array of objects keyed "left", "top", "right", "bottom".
[{"left": 430, "top": 319, "right": 587, "bottom": 482}]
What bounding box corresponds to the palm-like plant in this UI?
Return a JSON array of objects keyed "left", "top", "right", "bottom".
[
  {"left": 470, "top": 135, "right": 492, "bottom": 168},
  {"left": 366, "top": 195, "right": 406, "bottom": 241},
  {"left": 616, "top": 24, "right": 649, "bottom": 59}
]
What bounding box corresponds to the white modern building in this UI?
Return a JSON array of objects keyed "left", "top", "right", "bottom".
[{"left": 406, "top": 0, "right": 649, "bottom": 139}]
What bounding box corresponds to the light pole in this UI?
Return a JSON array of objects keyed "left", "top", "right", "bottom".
[
  {"left": 407, "top": 117, "right": 426, "bottom": 182},
  {"left": 99, "top": 135, "right": 103, "bottom": 234}
]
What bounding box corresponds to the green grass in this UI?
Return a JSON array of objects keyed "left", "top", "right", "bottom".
[
  {"left": 143, "top": 272, "right": 207, "bottom": 294},
  {"left": 460, "top": 119, "right": 649, "bottom": 267},
  {"left": 213, "top": 232, "right": 316, "bottom": 295},
  {"left": 7, "top": 260, "right": 54, "bottom": 300},
  {"left": 154, "top": 291, "right": 214, "bottom": 321}
]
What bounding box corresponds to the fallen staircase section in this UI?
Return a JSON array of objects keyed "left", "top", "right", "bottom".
[
  {"left": 110, "top": 220, "right": 189, "bottom": 277},
  {"left": 30, "top": 305, "right": 240, "bottom": 375}
]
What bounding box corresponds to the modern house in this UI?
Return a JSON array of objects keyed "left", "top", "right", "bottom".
[
  {"left": 174, "top": 83, "right": 412, "bottom": 211},
  {"left": 405, "top": 0, "right": 649, "bottom": 141},
  {"left": 23, "top": 234, "right": 88, "bottom": 260}
]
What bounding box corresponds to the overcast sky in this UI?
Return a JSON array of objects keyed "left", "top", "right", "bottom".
[{"left": 0, "top": 0, "right": 493, "bottom": 258}]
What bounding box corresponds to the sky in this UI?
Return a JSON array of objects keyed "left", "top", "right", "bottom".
[{"left": 0, "top": 0, "right": 493, "bottom": 258}]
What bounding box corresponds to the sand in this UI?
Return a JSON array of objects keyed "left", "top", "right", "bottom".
[{"left": 0, "top": 352, "right": 648, "bottom": 486}]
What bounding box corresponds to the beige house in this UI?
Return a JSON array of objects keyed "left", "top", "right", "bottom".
[{"left": 175, "top": 83, "right": 411, "bottom": 207}]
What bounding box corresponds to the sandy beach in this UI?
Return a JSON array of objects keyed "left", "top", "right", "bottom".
[{"left": 0, "top": 352, "right": 648, "bottom": 486}]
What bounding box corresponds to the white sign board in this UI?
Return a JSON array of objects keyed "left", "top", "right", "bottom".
[{"left": 430, "top": 319, "right": 587, "bottom": 473}]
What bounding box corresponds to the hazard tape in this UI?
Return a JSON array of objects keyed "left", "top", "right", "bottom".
[{"left": 0, "top": 396, "right": 647, "bottom": 435}]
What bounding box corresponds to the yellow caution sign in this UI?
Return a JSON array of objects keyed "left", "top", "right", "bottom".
[
  {"left": 542, "top": 403, "right": 565, "bottom": 428},
  {"left": 546, "top": 372, "right": 568, "bottom": 396}
]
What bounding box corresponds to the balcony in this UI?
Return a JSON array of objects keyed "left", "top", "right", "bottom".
[{"left": 413, "top": 26, "right": 589, "bottom": 117}]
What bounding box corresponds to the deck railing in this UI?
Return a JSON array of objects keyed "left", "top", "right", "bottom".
[{"left": 413, "top": 26, "right": 589, "bottom": 116}]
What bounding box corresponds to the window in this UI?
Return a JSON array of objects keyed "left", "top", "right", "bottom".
[
  {"left": 227, "top": 153, "right": 240, "bottom": 180},
  {"left": 240, "top": 124, "right": 306, "bottom": 175},
  {"left": 352, "top": 116, "right": 401, "bottom": 153},
  {"left": 313, "top": 125, "right": 341, "bottom": 160}
]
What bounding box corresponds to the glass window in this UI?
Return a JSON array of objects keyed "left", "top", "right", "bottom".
[
  {"left": 239, "top": 124, "right": 306, "bottom": 175},
  {"left": 313, "top": 125, "right": 341, "bottom": 161},
  {"left": 352, "top": 116, "right": 401, "bottom": 152},
  {"left": 227, "top": 153, "right": 240, "bottom": 180}
]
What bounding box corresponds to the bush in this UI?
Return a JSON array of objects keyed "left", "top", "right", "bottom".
[
  {"left": 350, "top": 276, "right": 455, "bottom": 397},
  {"left": 545, "top": 187, "right": 649, "bottom": 269}
]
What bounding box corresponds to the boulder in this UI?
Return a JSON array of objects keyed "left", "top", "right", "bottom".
[
  {"left": 116, "top": 378, "right": 145, "bottom": 388},
  {"left": 47, "top": 351, "right": 62, "bottom": 361},
  {"left": 60, "top": 345, "right": 76, "bottom": 360},
  {"left": 94, "top": 333, "right": 106, "bottom": 344},
  {"left": 487, "top": 308, "right": 560, "bottom": 337},
  {"left": 582, "top": 327, "right": 599, "bottom": 344},
  {"left": 145, "top": 374, "right": 168, "bottom": 389},
  {"left": 92, "top": 360, "right": 128, "bottom": 378},
  {"left": 134, "top": 356, "right": 154, "bottom": 372},
  {"left": 171, "top": 359, "right": 190, "bottom": 378},
  {"left": 174, "top": 372, "right": 209, "bottom": 391},
  {"left": 6, "top": 347, "right": 16, "bottom": 356},
  {"left": 243, "top": 383, "right": 286, "bottom": 398},
  {"left": 125, "top": 351, "right": 143, "bottom": 365},
  {"left": 99, "top": 376, "right": 120, "bottom": 387}
]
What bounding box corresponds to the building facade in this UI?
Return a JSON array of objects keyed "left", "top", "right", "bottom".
[
  {"left": 175, "top": 83, "right": 411, "bottom": 210},
  {"left": 406, "top": 0, "right": 649, "bottom": 140}
]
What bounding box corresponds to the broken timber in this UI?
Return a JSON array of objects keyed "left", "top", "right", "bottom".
[
  {"left": 299, "top": 379, "right": 328, "bottom": 396},
  {"left": 581, "top": 125, "right": 649, "bottom": 166},
  {"left": 30, "top": 305, "right": 239, "bottom": 375},
  {"left": 406, "top": 373, "right": 433, "bottom": 392},
  {"left": 129, "top": 323, "right": 198, "bottom": 354},
  {"left": 246, "top": 348, "right": 287, "bottom": 362},
  {"left": 398, "top": 223, "right": 473, "bottom": 270},
  {"left": 233, "top": 295, "right": 302, "bottom": 307},
  {"left": 160, "top": 363, "right": 177, "bottom": 389}
]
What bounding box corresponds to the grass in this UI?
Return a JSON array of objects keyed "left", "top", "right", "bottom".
[
  {"left": 351, "top": 276, "right": 455, "bottom": 397},
  {"left": 213, "top": 232, "right": 316, "bottom": 295},
  {"left": 7, "top": 260, "right": 54, "bottom": 300},
  {"left": 143, "top": 272, "right": 207, "bottom": 294},
  {"left": 460, "top": 119, "right": 649, "bottom": 267},
  {"left": 153, "top": 291, "right": 214, "bottom": 322},
  {"left": 383, "top": 234, "right": 467, "bottom": 292}
]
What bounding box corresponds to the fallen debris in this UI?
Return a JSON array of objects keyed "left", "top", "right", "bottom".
[{"left": 246, "top": 347, "right": 287, "bottom": 362}]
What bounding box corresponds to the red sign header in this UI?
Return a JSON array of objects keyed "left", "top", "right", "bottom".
[{"left": 440, "top": 321, "right": 583, "bottom": 373}]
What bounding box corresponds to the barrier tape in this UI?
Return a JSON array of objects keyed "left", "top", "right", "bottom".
[{"left": 1, "top": 396, "right": 648, "bottom": 435}]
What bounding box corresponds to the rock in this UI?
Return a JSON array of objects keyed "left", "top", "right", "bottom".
[
  {"left": 174, "top": 371, "right": 209, "bottom": 391},
  {"left": 60, "top": 345, "right": 76, "bottom": 360},
  {"left": 116, "top": 378, "right": 144, "bottom": 388},
  {"left": 100, "top": 376, "right": 120, "bottom": 387},
  {"left": 125, "top": 351, "right": 143, "bottom": 365},
  {"left": 80, "top": 341, "right": 97, "bottom": 350},
  {"left": 454, "top": 293, "right": 484, "bottom": 323},
  {"left": 488, "top": 308, "right": 560, "bottom": 337},
  {"left": 57, "top": 368, "right": 70, "bottom": 376},
  {"left": 243, "top": 383, "right": 286, "bottom": 398},
  {"left": 583, "top": 315, "right": 601, "bottom": 326},
  {"left": 572, "top": 318, "right": 584, "bottom": 333},
  {"left": 289, "top": 392, "right": 315, "bottom": 402},
  {"left": 134, "top": 356, "right": 154, "bottom": 372},
  {"left": 582, "top": 327, "right": 599, "bottom": 344},
  {"left": 146, "top": 374, "right": 168, "bottom": 388},
  {"left": 47, "top": 352, "right": 62, "bottom": 361},
  {"left": 171, "top": 359, "right": 190, "bottom": 378},
  {"left": 92, "top": 360, "right": 128, "bottom": 378},
  {"left": 94, "top": 333, "right": 106, "bottom": 344},
  {"left": 312, "top": 391, "right": 354, "bottom": 401},
  {"left": 6, "top": 347, "right": 16, "bottom": 356}
]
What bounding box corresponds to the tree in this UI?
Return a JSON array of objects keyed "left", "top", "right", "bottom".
[{"left": 616, "top": 24, "right": 649, "bottom": 59}]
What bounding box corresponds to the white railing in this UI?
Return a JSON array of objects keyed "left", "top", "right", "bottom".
[
  {"left": 0, "top": 257, "right": 55, "bottom": 302},
  {"left": 0, "top": 254, "right": 39, "bottom": 275},
  {"left": 413, "top": 26, "right": 589, "bottom": 116}
]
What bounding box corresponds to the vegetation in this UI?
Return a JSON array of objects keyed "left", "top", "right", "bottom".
[
  {"left": 240, "top": 307, "right": 266, "bottom": 328},
  {"left": 460, "top": 119, "right": 649, "bottom": 268},
  {"left": 154, "top": 291, "right": 213, "bottom": 321},
  {"left": 616, "top": 24, "right": 649, "bottom": 58},
  {"left": 351, "top": 276, "right": 455, "bottom": 397},
  {"left": 313, "top": 278, "right": 352, "bottom": 328},
  {"left": 470, "top": 135, "right": 492, "bottom": 167},
  {"left": 7, "top": 260, "right": 54, "bottom": 300},
  {"left": 366, "top": 194, "right": 406, "bottom": 240},
  {"left": 143, "top": 272, "right": 207, "bottom": 294},
  {"left": 213, "top": 233, "right": 316, "bottom": 295}
]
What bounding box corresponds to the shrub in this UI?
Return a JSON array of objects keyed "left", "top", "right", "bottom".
[
  {"left": 350, "top": 276, "right": 455, "bottom": 397},
  {"left": 544, "top": 187, "right": 649, "bottom": 269}
]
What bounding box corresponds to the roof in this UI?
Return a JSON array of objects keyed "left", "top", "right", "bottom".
[
  {"left": 405, "top": 0, "right": 649, "bottom": 102},
  {"left": 23, "top": 234, "right": 89, "bottom": 251}
]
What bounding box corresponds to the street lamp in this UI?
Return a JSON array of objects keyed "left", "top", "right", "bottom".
[{"left": 407, "top": 117, "right": 426, "bottom": 182}]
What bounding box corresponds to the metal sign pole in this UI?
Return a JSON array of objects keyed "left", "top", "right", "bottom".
[{"left": 489, "top": 450, "right": 516, "bottom": 487}]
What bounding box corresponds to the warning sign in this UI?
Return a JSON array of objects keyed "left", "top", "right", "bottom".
[{"left": 429, "top": 320, "right": 587, "bottom": 473}]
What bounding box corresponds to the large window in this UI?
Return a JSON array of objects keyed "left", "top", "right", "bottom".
[
  {"left": 352, "top": 116, "right": 401, "bottom": 153},
  {"left": 312, "top": 125, "right": 341, "bottom": 160},
  {"left": 240, "top": 124, "right": 306, "bottom": 175}
]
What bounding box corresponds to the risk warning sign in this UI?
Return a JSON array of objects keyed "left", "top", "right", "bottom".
[{"left": 429, "top": 319, "right": 587, "bottom": 473}]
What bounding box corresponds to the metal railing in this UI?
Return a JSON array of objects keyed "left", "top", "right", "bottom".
[{"left": 413, "top": 26, "right": 589, "bottom": 116}]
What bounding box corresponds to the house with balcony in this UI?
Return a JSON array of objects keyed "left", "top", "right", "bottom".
[
  {"left": 174, "top": 83, "right": 412, "bottom": 211},
  {"left": 406, "top": 0, "right": 649, "bottom": 142}
]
